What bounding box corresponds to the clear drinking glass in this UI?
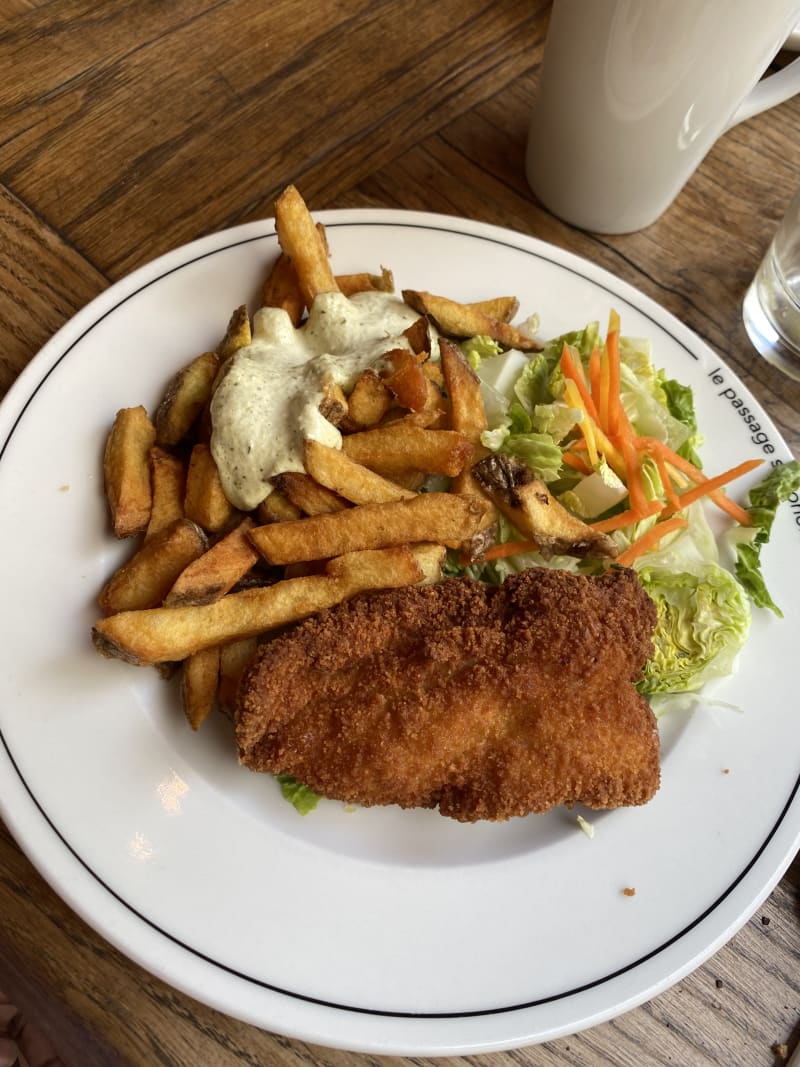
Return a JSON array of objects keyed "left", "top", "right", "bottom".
[{"left": 743, "top": 184, "right": 800, "bottom": 380}]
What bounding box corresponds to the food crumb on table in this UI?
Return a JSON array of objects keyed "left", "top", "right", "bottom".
[{"left": 622, "top": 886, "right": 636, "bottom": 897}]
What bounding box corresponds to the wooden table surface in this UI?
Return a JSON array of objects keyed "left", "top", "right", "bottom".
[{"left": 2, "top": 2, "right": 799, "bottom": 1065}]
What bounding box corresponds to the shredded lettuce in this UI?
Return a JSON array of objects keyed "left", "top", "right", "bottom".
[
  {"left": 461, "top": 335, "right": 502, "bottom": 369},
  {"left": 660, "top": 376, "right": 703, "bottom": 467},
  {"left": 731, "top": 460, "right": 800, "bottom": 616},
  {"left": 276, "top": 774, "right": 320, "bottom": 815},
  {"left": 559, "top": 458, "right": 627, "bottom": 519}
]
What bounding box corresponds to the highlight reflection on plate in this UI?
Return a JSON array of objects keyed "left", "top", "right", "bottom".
[{"left": 1, "top": 211, "right": 798, "bottom": 1055}]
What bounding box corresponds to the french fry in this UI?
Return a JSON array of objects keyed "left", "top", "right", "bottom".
[
  {"left": 256, "top": 489, "right": 302, "bottom": 524},
  {"left": 155, "top": 351, "right": 220, "bottom": 447},
  {"left": 409, "top": 542, "right": 447, "bottom": 583},
  {"left": 403, "top": 316, "right": 431, "bottom": 355},
  {"left": 439, "top": 337, "right": 493, "bottom": 495},
  {"left": 218, "top": 636, "right": 259, "bottom": 715},
  {"left": 402, "top": 289, "right": 541, "bottom": 351},
  {"left": 181, "top": 645, "right": 220, "bottom": 730},
  {"left": 184, "top": 443, "right": 236, "bottom": 533},
  {"left": 381, "top": 348, "right": 429, "bottom": 412},
  {"left": 303, "top": 439, "right": 416, "bottom": 505},
  {"left": 466, "top": 296, "right": 520, "bottom": 323},
  {"left": 218, "top": 305, "right": 251, "bottom": 360},
  {"left": 261, "top": 252, "right": 305, "bottom": 326},
  {"left": 472, "top": 454, "right": 618, "bottom": 559},
  {"left": 342, "top": 369, "right": 392, "bottom": 429},
  {"left": 98, "top": 518, "right": 208, "bottom": 615},
  {"left": 272, "top": 471, "right": 350, "bottom": 515},
  {"left": 335, "top": 267, "right": 394, "bottom": 297},
  {"left": 92, "top": 546, "right": 424, "bottom": 666},
  {"left": 318, "top": 376, "right": 348, "bottom": 427},
  {"left": 249, "top": 492, "right": 491, "bottom": 565},
  {"left": 341, "top": 420, "right": 473, "bottom": 477},
  {"left": 440, "top": 339, "right": 497, "bottom": 557},
  {"left": 145, "top": 446, "right": 186, "bottom": 540},
  {"left": 164, "top": 517, "right": 259, "bottom": 606},
  {"left": 103, "top": 406, "right": 156, "bottom": 538},
  {"left": 274, "top": 185, "right": 339, "bottom": 306}
]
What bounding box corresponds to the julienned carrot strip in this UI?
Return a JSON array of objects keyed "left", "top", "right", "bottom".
[
  {"left": 562, "top": 451, "right": 593, "bottom": 474},
  {"left": 589, "top": 499, "right": 663, "bottom": 533},
  {"left": 477, "top": 540, "right": 540, "bottom": 561},
  {"left": 605, "top": 329, "right": 622, "bottom": 436},
  {"left": 652, "top": 448, "right": 681, "bottom": 509},
  {"left": 661, "top": 458, "right": 764, "bottom": 518},
  {"left": 598, "top": 347, "right": 611, "bottom": 432},
  {"left": 589, "top": 345, "right": 602, "bottom": 410},
  {"left": 637, "top": 437, "right": 758, "bottom": 525},
  {"left": 618, "top": 431, "right": 648, "bottom": 515},
  {"left": 560, "top": 343, "right": 600, "bottom": 423},
  {"left": 615, "top": 516, "right": 689, "bottom": 567}
]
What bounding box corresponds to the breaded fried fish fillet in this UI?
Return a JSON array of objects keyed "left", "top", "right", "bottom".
[{"left": 235, "top": 567, "right": 660, "bottom": 822}]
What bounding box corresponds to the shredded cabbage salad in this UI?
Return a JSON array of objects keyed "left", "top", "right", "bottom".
[{"left": 449, "top": 312, "right": 800, "bottom": 698}]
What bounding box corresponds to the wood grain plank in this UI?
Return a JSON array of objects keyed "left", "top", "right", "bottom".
[
  {"left": 0, "top": 183, "right": 107, "bottom": 397},
  {"left": 0, "top": 0, "right": 547, "bottom": 278}
]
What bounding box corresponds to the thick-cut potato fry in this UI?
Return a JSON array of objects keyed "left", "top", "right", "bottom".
[
  {"left": 381, "top": 348, "right": 429, "bottom": 412},
  {"left": 218, "top": 636, "right": 259, "bottom": 715},
  {"left": 103, "top": 406, "right": 156, "bottom": 538},
  {"left": 249, "top": 493, "right": 491, "bottom": 565},
  {"left": 440, "top": 339, "right": 488, "bottom": 442},
  {"left": 342, "top": 369, "right": 392, "bottom": 430},
  {"left": 272, "top": 471, "right": 350, "bottom": 515},
  {"left": 181, "top": 645, "right": 220, "bottom": 730},
  {"left": 341, "top": 420, "right": 472, "bottom": 477},
  {"left": 440, "top": 339, "right": 497, "bottom": 556},
  {"left": 402, "top": 289, "right": 541, "bottom": 351},
  {"left": 155, "top": 351, "right": 220, "bottom": 447},
  {"left": 256, "top": 490, "right": 302, "bottom": 524},
  {"left": 145, "top": 446, "right": 186, "bottom": 540},
  {"left": 439, "top": 337, "right": 493, "bottom": 493},
  {"left": 164, "top": 517, "right": 259, "bottom": 606},
  {"left": 261, "top": 252, "right": 305, "bottom": 326},
  {"left": 184, "top": 443, "right": 236, "bottom": 532},
  {"left": 98, "top": 518, "right": 208, "bottom": 615},
  {"left": 335, "top": 267, "right": 394, "bottom": 297},
  {"left": 274, "top": 185, "right": 338, "bottom": 306},
  {"left": 403, "top": 316, "right": 431, "bottom": 355},
  {"left": 303, "top": 439, "right": 416, "bottom": 505},
  {"left": 472, "top": 454, "right": 618, "bottom": 559},
  {"left": 318, "top": 376, "right": 348, "bottom": 426},
  {"left": 92, "top": 546, "right": 424, "bottom": 666},
  {"left": 466, "top": 296, "right": 520, "bottom": 323},
  {"left": 218, "top": 305, "right": 251, "bottom": 360},
  {"left": 409, "top": 542, "right": 447, "bottom": 583}
]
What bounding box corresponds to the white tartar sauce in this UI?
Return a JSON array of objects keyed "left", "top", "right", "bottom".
[{"left": 210, "top": 290, "right": 422, "bottom": 511}]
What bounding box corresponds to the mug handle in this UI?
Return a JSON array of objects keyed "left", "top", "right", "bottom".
[{"left": 727, "top": 55, "right": 800, "bottom": 127}]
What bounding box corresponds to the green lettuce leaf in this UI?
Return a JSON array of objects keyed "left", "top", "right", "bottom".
[
  {"left": 461, "top": 335, "right": 503, "bottom": 370},
  {"left": 733, "top": 459, "right": 800, "bottom": 616},
  {"left": 637, "top": 562, "right": 751, "bottom": 694},
  {"left": 660, "top": 376, "right": 703, "bottom": 467},
  {"left": 277, "top": 774, "right": 320, "bottom": 815}
]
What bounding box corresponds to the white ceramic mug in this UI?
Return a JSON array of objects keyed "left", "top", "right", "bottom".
[{"left": 525, "top": 0, "right": 800, "bottom": 234}]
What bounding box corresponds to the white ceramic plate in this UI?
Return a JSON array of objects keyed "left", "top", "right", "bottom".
[{"left": 1, "top": 212, "right": 799, "bottom": 1056}]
